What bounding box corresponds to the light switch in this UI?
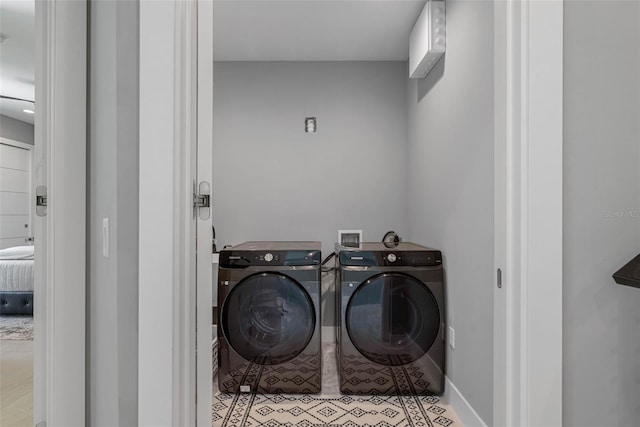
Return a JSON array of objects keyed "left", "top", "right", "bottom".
[{"left": 102, "top": 218, "right": 110, "bottom": 258}]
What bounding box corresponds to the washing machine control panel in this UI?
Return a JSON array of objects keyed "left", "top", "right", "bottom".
[
  {"left": 387, "top": 253, "right": 397, "bottom": 263},
  {"left": 220, "top": 249, "right": 321, "bottom": 267}
]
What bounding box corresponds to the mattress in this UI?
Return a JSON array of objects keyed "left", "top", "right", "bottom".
[
  {"left": 0, "top": 259, "right": 34, "bottom": 292},
  {"left": 0, "top": 246, "right": 35, "bottom": 292}
]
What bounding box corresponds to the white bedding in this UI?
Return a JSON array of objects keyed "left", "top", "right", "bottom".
[
  {"left": 0, "top": 260, "right": 34, "bottom": 292},
  {"left": 0, "top": 246, "right": 35, "bottom": 292},
  {"left": 0, "top": 246, "right": 34, "bottom": 260}
]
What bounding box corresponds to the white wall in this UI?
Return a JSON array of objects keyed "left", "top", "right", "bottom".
[
  {"left": 0, "top": 114, "right": 34, "bottom": 145},
  {"left": 406, "top": 0, "right": 494, "bottom": 424},
  {"left": 564, "top": 2, "right": 640, "bottom": 426},
  {"left": 87, "top": 0, "right": 139, "bottom": 424}
]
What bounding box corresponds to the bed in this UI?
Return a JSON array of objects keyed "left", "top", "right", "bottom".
[{"left": 0, "top": 246, "right": 34, "bottom": 315}]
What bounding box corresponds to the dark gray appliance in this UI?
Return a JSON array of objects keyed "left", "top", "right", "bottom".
[
  {"left": 613, "top": 253, "right": 640, "bottom": 289},
  {"left": 336, "top": 242, "right": 446, "bottom": 395},
  {"left": 217, "top": 241, "right": 322, "bottom": 394}
]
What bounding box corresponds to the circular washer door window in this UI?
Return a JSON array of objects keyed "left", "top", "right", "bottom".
[
  {"left": 346, "top": 273, "right": 440, "bottom": 366},
  {"left": 221, "top": 272, "right": 315, "bottom": 365}
]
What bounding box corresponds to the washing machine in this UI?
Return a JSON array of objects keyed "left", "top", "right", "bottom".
[
  {"left": 336, "top": 242, "right": 445, "bottom": 395},
  {"left": 217, "top": 241, "right": 322, "bottom": 394}
]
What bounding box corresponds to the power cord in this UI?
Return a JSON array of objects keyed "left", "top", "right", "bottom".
[
  {"left": 382, "top": 230, "right": 401, "bottom": 248},
  {"left": 321, "top": 252, "right": 336, "bottom": 272}
]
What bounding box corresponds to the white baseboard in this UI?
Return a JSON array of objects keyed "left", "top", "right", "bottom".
[
  {"left": 444, "top": 376, "right": 487, "bottom": 427},
  {"left": 321, "top": 326, "right": 336, "bottom": 343}
]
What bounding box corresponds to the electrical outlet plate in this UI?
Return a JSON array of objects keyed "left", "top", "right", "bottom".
[{"left": 338, "top": 230, "right": 362, "bottom": 248}]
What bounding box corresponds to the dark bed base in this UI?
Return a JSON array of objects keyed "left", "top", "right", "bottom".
[{"left": 0, "top": 292, "right": 34, "bottom": 315}]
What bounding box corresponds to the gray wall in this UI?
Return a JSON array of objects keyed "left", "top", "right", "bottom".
[
  {"left": 212, "top": 61, "right": 409, "bottom": 325},
  {"left": 0, "top": 114, "right": 34, "bottom": 145},
  {"left": 87, "top": 0, "right": 139, "bottom": 425},
  {"left": 406, "top": 0, "right": 494, "bottom": 424},
  {"left": 564, "top": 2, "right": 640, "bottom": 426},
  {"left": 212, "top": 61, "right": 408, "bottom": 252}
]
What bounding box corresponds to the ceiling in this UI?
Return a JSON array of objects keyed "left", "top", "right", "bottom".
[
  {"left": 213, "top": 0, "right": 426, "bottom": 61},
  {"left": 0, "top": 0, "right": 35, "bottom": 124},
  {"left": 0, "top": 0, "right": 426, "bottom": 125}
]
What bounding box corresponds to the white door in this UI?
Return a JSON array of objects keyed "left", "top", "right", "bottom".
[
  {"left": 0, "top": 141, "right": 32, "bottom": 249},
  {"left": 33, "top": 0, "right": 87, "bottom": 425}
]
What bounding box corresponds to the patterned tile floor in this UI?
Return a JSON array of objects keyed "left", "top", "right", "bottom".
[{"left": 212, "top": 343, "right": 463, "bottom": 427}]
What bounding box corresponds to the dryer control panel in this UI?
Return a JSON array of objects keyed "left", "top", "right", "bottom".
[{"left": 339, "top": 250, "right": 442, "bottom": 267}]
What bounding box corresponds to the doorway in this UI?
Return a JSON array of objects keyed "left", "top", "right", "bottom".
[
  {"left": 0, "top": 1, "right": 37, "bottom": 424},
  {"left": 0, "top": 139, "right": 35, "bottom": 426},
  {"left": 206, "top": 1, "right": 490, "bottom": 425},
  {"left": 138, "top": 1, "right": 564, "bottom": 426}
]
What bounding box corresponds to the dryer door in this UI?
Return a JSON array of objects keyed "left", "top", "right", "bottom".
[
  {"left": 221, "top": 272, "right": 315, "bottom": 365},
  {"left": 346, "top": 272, "right": 441, "bottom": 366}
]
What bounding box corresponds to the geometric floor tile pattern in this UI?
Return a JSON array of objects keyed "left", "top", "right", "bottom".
[
  {"left": 213, "top": 343, "right": 463, "bottom": 427},
  {"left": 213, "top": 391, "right": 461, "bottom": 427}
]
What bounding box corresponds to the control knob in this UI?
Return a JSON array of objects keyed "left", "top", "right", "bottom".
[
  {"left": 387, "top": 253, "right": 397, "bottom": 263},
  {"left": 264, "top": 253, "right": 274, "bottom": 262}
]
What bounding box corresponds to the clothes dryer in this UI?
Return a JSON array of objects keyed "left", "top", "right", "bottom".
[
  {"left": 218, "top": 241, "right": 322, "bottom": 394},
  {"left": 336, "top": 242, "right": 445, "bottom": 395}
]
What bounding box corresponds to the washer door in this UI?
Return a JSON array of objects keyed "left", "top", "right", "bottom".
[
  {"left": 346, "top": 272, "right": 440, "bottom": 366},
  {"left": 221, "top": 272, "right": 315, "bottom": 365}
]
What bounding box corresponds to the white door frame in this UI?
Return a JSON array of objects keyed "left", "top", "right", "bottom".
[
  {"left": 34, "top": 0, "right": 87, "bottom": 425},
  {"left": 494, "top": 1, "right": 563, "bottom": 426},
  {"left": 138, "top": 0, "right": 198, "bottom": 425},
  {"left": 196, "top": 0, "right": 214, "bottom": 425}
]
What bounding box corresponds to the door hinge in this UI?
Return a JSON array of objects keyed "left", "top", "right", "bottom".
[
  {"left": 194, "top": 181, "right": 211, "bottom": 220},
  {"left": 193, "top": 193, "right": 210, "bottom": 208},
  {"left": 36, "top": 185, "right": 47, "bottom": 217}
]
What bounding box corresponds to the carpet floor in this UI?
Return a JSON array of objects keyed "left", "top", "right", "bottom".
[
  {"left": 213, "top": 343, "right": 462, "bottom": 427},
  {"left": 0, "top": 316, "right": 33, "bottom": 341}
]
